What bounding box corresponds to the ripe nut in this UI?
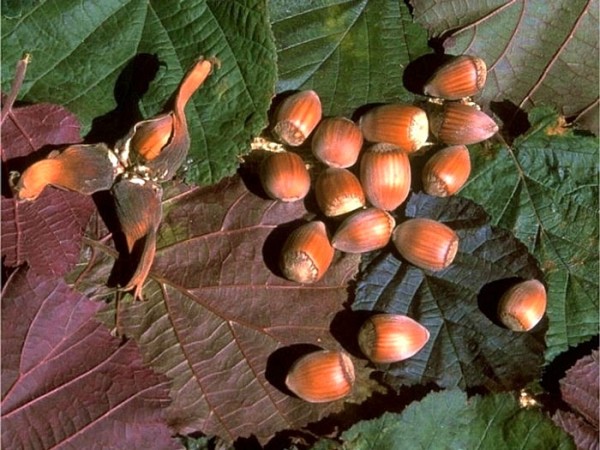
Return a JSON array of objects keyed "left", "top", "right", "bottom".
[
  {"left": 273, "top": 90, "right": 322, "bottom": 146},
  {"left": 359, "top": 104, "right": 429, "bottom": 153},
  {"left": 315, "top": 168, "right": 366, "bottom": 217},
  {"left": 285, "top": 350, "right": 355, "bottom": 403},
  {"left": 424, "top": 55, "right": 487, "bottom": 100},
  {"left": 311, "top": 117, "right": 363, "bottom": 168},
  {"left": 422, "top": 145, "right": 471, "bottom": 197},
  {"left": 498, "top": 279, "right": 547, "bottom": 332},
  {"left": 392, "top": 218, "right": 459, "bottom": 271},
  {"left": 280, "top": 221, "right": 335, "bottom": 283},
  {"left": 429, "top": 102, "right": 498, "bottom": 145},
  {"left": 332, "top": 207, "right": 396, "bottom": 253},
  {"left": 259, "top": 151, "right": 311, "bottom": 202},
  {"left": 358, "top": 314, "right": 430, "bottom": 363},
  {"left": 360, "top": 143, "right": 411, "bottom": 211}
]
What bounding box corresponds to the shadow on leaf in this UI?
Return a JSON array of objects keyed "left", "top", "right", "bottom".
[{"left": 85, "top": 53, "right": 162, "bottom": 147}]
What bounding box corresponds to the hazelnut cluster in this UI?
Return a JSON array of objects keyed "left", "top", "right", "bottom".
[{"left": 257, "top": 55, "right": 547, "bottom": 403}]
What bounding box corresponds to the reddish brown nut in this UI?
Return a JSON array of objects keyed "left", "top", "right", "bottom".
[
  {"left": 311, "top": 117, "right": 363, "bottom": 168},
  {"left": 285, "top": 349, "right": 355, "bottom": 403},
  {"left": 315, "top": 167, "right": 366, "bottom": 217},
  {"left": 360, "top": 143, "right": 411, "bottom": 211},
  {"left": 422, "top": 145, "right": 471, "bottom": 197},
  {"left": 273, "top": 90, "right": 322, "bottom": 146},
  {"left": 498, "top": 279, "right": 547, "bottom": 332},
  {"left": 332, "top": 207, "right": 395, "bottom": 253},
  {"left": 359, "top": 104, "right": 428, "bottom": 153},
  {"left": 280, "top": 221, "right": 335, "bottom": 283},
  {"left": 424, "top": 55, "right": 487, "bottom": 100},
  {"left": 358, "top": 314, "right": 430, "bottom": 363},
  {"left": 392, "top": 218, "right": 459, "bottom": 271},
  {"left": 429, "top": 102, "right": 498, "bottom": 145},
  {"left": 259, "top": 151, "right": 311, "bottom": 202}
]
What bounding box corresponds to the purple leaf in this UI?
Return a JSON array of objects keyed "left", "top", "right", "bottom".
[{"left": 1, "top": 267, "right": 180, "bottom": 449}]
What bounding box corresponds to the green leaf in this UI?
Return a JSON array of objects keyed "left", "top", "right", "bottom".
[
  {"left": 353, "top": 193, "right": 546, "bottom": 391},
  {"left": 335, "top": 390, "right": 576, "bottom": 450},
  {"left": 410, "top": 0, "right": 599, "bottom": 132},
  {"left": 269, "top": 0, "right": 430, "bottom": 116},
  {"left": 1, "top": 0, "right": 277, "bottom": 185},
  {"left": 460, "top": 106, "right": 599, "bottom": 362}
]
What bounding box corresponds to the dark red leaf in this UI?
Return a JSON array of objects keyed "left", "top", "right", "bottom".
[
  {"left": 73, "top": 175, "right": 366, "bottom": 444},
  {"left": 553, "top": 410, "right": 599, "bottom": 450},
  {"left": 561, "top": 349, "right": 599, "bottom": 428},
  {"left": 553, "top": 349, "right": 599, "bottom": 449},
  {"left": 1, "top": 267, "right": 179, "bottom": 449}
]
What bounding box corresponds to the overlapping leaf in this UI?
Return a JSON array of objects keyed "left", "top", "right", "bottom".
[
  {"left": 410, "top": 0, "right": 599, "bottom": 132},
  {"left": 460, "top": 107, "right": 599, "bottom": 362},
  {"left": 269, "top": 0, "right": 430, "bottom": 116},
  {"left": 1, "top": 267, "right": 179, "bottom": 449},
  {"left": 325, "top": 389, "right": 575, "bottom": 449},
  {"left": 1, "top": 101, "right": 95, "bottom": 276},
  {"left": 553, "top": 349, "right": 599, "bottom": 449},
  {"left": 1, "top": 0, "right": 277, "bottom": 185},
  {"left": 70, "top": 175, "right": 365, "bottom": 443},
  {"left": 353, "top": 193, "right": 546, "bottom": 391}
]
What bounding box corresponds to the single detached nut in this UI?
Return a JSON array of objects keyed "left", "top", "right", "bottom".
[
  {"left": 332, "top": 207, "right": 395, "bottom": 253},
  {"left": 360, "top": 143, "right": 411, "bottom": 211},
  {"left": 392, "top": 218, "right": 459, "bottom": 271},
  {"left": 359, "top": 104, "right": 429, "bottom": 153},
  {"left": 311, "top": 117, "right": 363, "bottom": 168},
  {"left": 358, "top": 314, "right": 430, "bottom": 363},
  {"left": 273, "top": 90, "right": 322, "bottom": 146},
  {"left": 259, "top": 151, "right": 311, "bottom": 202},
  {"left": 422, "top": 145, "right": 471, "bottom": 197},
  {"left": 498, "top": 279, "right": 547, "bottom": 332},
  {"left": 429, "top": 102, "right": 498, "bottom": 145},
  {"left": 280, "top": 221, "right": 334, "bottom": 283},
  {"left": 285, "top": 349, "right": 355, "bottom": 403},
  {"left": 315, "top": 167, "right": 366, "bottom": 217},
  {"left": 424, "top": 55, "right": 487, "bottom": 100}
]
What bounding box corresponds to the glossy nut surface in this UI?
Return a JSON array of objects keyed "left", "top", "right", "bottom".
[
  {"left": 358, "top": 314, "right": 430, "bottom": 363},
  {"left": 360, "top": 143, "right": 411, "bottom": 211},
  {"left": 422, "top": 145, "right": 471, "bottom": 197},
  {"left": 332, "top": 207, "right": 395, "bottom": 253},
  {"left": 273, "top": 90, "right": 322, "bottom": 146},
  {"left": 259, "top": 151, "right": 311, "bottom": 202},
  {"left": 359, "top": 104, "right": 429, "bottom": 153},
  {"left": 285, "top": 350, "right": 355, "bottom": 403},
  {"left": 280, "top": 221, "right": 334, "bottom": 283},
  {"left": 424, "top": 55, "right": 487, "bottom": 100},
  {"left": 498, "top": 279, "right": 547, "bottom": 332},
  {"left": 315, "top": 168, "right": 366, "bottom": 217},
  {"left": 429, "top": 103, "right": 498, "bottom": 145},
  {"left": 312, "top": 117, "right": 363, "bottom": 168},
  {"left": 392, "top": 218, "right": 459, "bottom": 271}
]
